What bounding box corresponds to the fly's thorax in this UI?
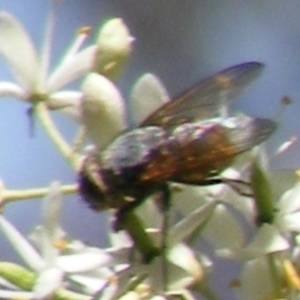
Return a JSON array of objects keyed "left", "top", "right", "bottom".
[
  {"left": 99, "top": 126, "right": 168, "bottom": 176},
  {"left": 171, "top": 120, "right": 219, "bottom": 143}
]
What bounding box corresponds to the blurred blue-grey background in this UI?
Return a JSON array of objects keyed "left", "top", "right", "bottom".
[{"left": 0, "top": 1, "right": 299, "bottom": 299}]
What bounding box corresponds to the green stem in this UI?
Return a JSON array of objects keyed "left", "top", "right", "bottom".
[
  {"left": 35, "top": 102, "right": 81, "bottom": 170},
  {"left": 0, "top": 184, "right": 77, "bottom": 206},
  {"left": 0, "top": 262, "right": 89, "bottom": 300},
  {"left": 251, "top": 159, "right": 274, "bottom": 225},
  {"left": 121, "top": 211, "right": 160, "bottom": 263}
]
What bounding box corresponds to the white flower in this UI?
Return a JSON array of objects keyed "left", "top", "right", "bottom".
[
  {"left": 0, "top": 11, "right": 95, "bottom": 115},
  {"left": 274, "top": 180, "right": 300, "bottom": 233},
  {"left": 0, "top": 183, "right": 114, "bottom": 299},
  {"left": 240, "top": 256, "right": 277, "bottom": 300},
  {"left": 236, "top": 171, "right": 300, "bottom": 261},
  {"left": 109, "top": 227, "right": 207, "bottom": 295},
  {"left": 0, "top": 9, "right": 134, "bottom": 127},
  {"left": 234, "top": 171, "right": 300, "bottom": 299}
]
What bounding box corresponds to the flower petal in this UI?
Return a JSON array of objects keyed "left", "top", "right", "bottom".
[
  {"left": 172, "top": 185, "right": 211, "bottom": 214},
  {"left": 0, "top": 81, "right": 27, "bottom": 99},
  {"left": 94, "top": 278, "right": 119, "bottom": 300},
  {"left": 269, "top": 169, "right": 298, "bottom": 201},
  {"left": 144, "top": 256, "right": 193, "bottom": 292},
  {"left": 168, "top": 244, "right": 203, "bottom": 282},
  {"left": 47, "top": 45, "right": 97, "bottom": 92},
  {"left": 169, "top": 201, "right": 217, "bottom": 246},
  {"left": 0, "top": 216, "right": 45, "bottom": 271},
  {"left": 69, "top": 274, "right": 110, "bottom": 295},
  {"left": 202, "top": 204, "right": 245, "bottom": 251},
  {"left": 56, "top": 251, "right": 113, "bottom": 273},
  {"left": 109, "top": 228, "right": 132, "bottom": 249},
  {"left": 241, "top": 257, "right": 276, "bottom": 300},
  {"left": 130, "top": 74, "right": 169, "bottom": 125},
  {"left": 238, "top": 224, "right": 289, "bottom": 260},
  {"left": 0, "top": 290, "right": 34, "bottom": 299},
  {"left": 0, "top": 12, "right": 38, "bottom": 89},
  {"left": 34, "top": 267, "right": 63, "bottom": 299},
  {"left": 47, "top": 90, "right": 82, "bottom": 120},
  {"left": 278, "top": 181, "right": 300, "bottom": 214},
  {"left": 275, "top": 210, "right": 300, "bottom": 233},
  {"left": 41, "top": 182, "right": 63, "bottom": 239},
  {"left": 81, "top": 73, "right": 126, "bottom": 148}
]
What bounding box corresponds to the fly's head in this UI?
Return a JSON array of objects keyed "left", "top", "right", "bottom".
[{"left": 78, "top": 153, "right": 117, "bottom": 211}]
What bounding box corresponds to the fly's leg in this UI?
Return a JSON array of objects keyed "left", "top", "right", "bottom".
[
  {"left": 221, "top": 177, "right": 252, "bottom": 197},
  {"left": 155, "top": 184, "right": 171, "bottom": 292},
  {"left": 113, "top": 183, "right": 171, "bottom": 276},
  {"left": 197, "top": 177, "right": 252, "bottom": 197},
  {"left": 113, "top": 188, "right": 163, "bottom": 263}
]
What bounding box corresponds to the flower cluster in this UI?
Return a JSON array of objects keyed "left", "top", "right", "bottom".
[{"left": 0, "top": 2, "right": 299, "bottom": 300}]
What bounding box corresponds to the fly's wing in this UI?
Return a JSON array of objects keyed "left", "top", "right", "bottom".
[
  {"left": 222, "top": 117, "right": 276, "bottom": 154},
  {"left": 141, "top": 62, "right": 264, "bottom": 128},
  {"left": 171, "top": 116, "right": 277, "bottom": 185}
]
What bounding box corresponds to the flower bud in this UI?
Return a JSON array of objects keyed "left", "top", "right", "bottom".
[
  {"left": 93, "top": 18, "right": 134, "bottom": 80},
  {"left": 81, "top": 73, "right": 126, "bottom": 148}
]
